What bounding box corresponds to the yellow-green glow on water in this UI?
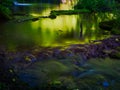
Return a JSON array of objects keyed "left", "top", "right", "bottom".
[
  {"left": 31, "top": 21, "right": 40, "bottom": 30},
  {"left": 31, "top": 15, "right": 77, "bottom": 47},
  {"left": 41, "top": 8, "right": 53, "bottom": 15},
  {"left": 38, "top": 15, "right": 77, "bottom": 31},
  {"left": 0, "top": 2, "right": 115, "bottom": 49}
]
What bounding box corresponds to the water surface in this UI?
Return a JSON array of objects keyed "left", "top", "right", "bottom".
[{"left": 0, "top": 1, "right": 115, "bottom": 50}]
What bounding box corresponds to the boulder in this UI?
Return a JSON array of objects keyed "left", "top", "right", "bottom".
[
  {"left": 49, "top": 14, "right": 57, "bottom": 19},
  {"left": 99, "top": 20, "right": 116, "bottom": 30}
]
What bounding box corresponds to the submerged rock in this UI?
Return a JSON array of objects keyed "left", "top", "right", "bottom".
[
  {"left": 99, "top": 20, "right": 116, "bottom": 30},
  {"left": 49, "top": 14, "right": 57, "bottom": 19}
]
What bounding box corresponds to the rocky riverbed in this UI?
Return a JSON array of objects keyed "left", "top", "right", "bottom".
[{"left": 0, "top": 35, "right": 120, "bottom": 90}]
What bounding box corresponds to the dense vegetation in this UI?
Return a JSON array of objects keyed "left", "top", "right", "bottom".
[
  {"left": 0, "top": 0, "right": 12, "bottom": 20},
  {"left": 74, "top": 0, "right": 116, "bottom": 12},
  {"left": 74, "top": 0, "right": 120, "bottom": 34},
  {"left": 0, "top": 0, "right": 60, "bottom": 21}
]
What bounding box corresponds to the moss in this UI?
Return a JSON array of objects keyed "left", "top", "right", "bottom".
[{"left": 50, "top": 9, "right": 91, "bottom": 16}]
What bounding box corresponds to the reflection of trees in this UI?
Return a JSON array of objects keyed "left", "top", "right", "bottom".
[{"left": 77, "top": 13, "right": 116, "bottom": 41}]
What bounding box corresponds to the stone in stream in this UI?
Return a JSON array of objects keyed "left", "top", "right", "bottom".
[
  {"left": 23, "top": 53, "right": 37, "bottom": 63},
  {"left": 17, "top": 60, "right": 70, "bottom": 88},
  {"left": 31, "top": 18, "right": 39, "bottom": 21},
  {"left": 49, "top": 14, "right": 57, "bottom": 19},
  {"left": 99, "top": 20, "right": 116, "bottom": 30}
]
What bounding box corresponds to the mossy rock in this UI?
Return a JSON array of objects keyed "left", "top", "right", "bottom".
[
  {"left": 99, "top": 20, "right": 116, "bottom": 30},
  {"left": 50, "top": 10, "right": 91, "bottom": 16},
  {"left": 29, "top": 60, "right": 70, "bottom": 80},
  {"left": 109, "top": 51, "right": 120, "bottom": 59},
  {"left": 111, "top": 29, "right": 120, "bottom": 35},
  {"left": 49, "top": 14, "right": 57, "bottom": 19}
]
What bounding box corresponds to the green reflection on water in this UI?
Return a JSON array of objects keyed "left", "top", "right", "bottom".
[
  {"left": 0, "top": 3, "right": 116, "bottom": 49},
  {"left": 30, "top": 15, "right": 78, "bottom": 46}
]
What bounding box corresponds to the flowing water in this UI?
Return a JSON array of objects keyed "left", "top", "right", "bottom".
[{"left": 0, "top": 1, "right": 116, "bottom": 50}]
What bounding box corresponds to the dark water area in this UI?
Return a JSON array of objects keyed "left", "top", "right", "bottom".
[{"left": 0, "top": 1, "right": 116, "bottom": 50}]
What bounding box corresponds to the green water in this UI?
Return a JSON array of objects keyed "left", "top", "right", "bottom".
[{"left": 0, "top": 2, "right": 116, "bottom": 50}]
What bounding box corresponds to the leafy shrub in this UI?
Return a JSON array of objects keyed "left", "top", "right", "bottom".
[
  {"left": 0, "top": 0, "right": 12, "bottom": 20},
  {"left": 74, "top": 0, "right": 116, "bottom": 12},
  {"left": 0, "top": 0, "right": 13, "bottom": 7},
  {"left": 0, "top": 4, "right": 12, "bottom": 20}
]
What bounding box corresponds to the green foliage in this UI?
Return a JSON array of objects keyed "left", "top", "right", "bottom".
[
  {"left": 115, "top": 11, "right": 120, "bottom": 27},
  {"left": 0, "top": 0, "right": 12, "bottom": 20},
  {"left": 111, "top": 28, "right": 120, "bottom": 34},
  {"left": 74, "top": 0, "right": 116, "bottom": 12},
  {"left": 50, "top": 9, "right": 91, "bottom": 16},
  {"left": 0, "top": 0, "right": 13, "bottom": 7},
  {"left": 115, "top": 0, "right": 120, "bottom": 3},
  {"left": 109, "top": 10, "right": 120, "bottom": 34},
  {"left": 0, "top": 4, "right": 12, "bottom": 20},
  {"left": 74, "top": 0, "right": 97, "bottom": 11}
]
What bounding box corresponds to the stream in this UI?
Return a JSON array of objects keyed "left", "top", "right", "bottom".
[
  {"left": 0, "top": 1, "right": 116, "bottom": 50},
  {"left": 0, "top": 1, "right": 120, "bottom": 90}
]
